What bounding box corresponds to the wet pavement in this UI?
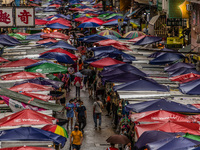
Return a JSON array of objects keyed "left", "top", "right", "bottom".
[{"left": 59, "top": 85, "right": 115, "bottom": 150}]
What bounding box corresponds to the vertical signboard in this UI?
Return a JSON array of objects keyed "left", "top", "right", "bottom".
[
  {"left": 0, "top": 7, "right": 14, "bottom": 27},
  {"left": 15, "top": 7, "right": 35, "bottom": 27}
]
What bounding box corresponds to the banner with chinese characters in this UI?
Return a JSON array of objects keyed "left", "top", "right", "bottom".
[
  {"left": 0, "top": 7, "right": 34, "bottom": 27},
  {"left": 15, "top": 7, "right": 35, "bottom": 27},
  {"left": 0, "top": 7, "right": 14, "bottom": 27}
]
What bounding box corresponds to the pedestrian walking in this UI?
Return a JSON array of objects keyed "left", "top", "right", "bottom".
[
  {"left": 70, "top": 124, "right": 83, "bottom": 150},
  {"left": 74, "top": 76, "right": 82, "bottom": 99},
  {"left": 106, "top": 143, "right": 119, "bottom": 150},
  {"left": 66, "top": 99, "right": 75, "bottom": 130},
  {"left": 76, "top": 101, "right": 87, "bottom": 133},
  {"left": 93, "top": 97, "right": 104, "bottom": 130},
  {"left": 106, "top": 92, "right": 111, "bottom": 116}
]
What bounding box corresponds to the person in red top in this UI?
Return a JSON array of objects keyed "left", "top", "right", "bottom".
[
  {"left": 106, "top": 92, "right": 111, "bottom": 116},
  {"left": 74, "top": 76, "right": 82, "bottom": 99},
  {"left": 106, "top": 143, "right": 119, "bottom": 150}
]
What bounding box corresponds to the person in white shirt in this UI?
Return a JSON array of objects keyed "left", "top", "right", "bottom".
[{"left": 93, "top": 97, "right": 104, "bottom": 130}]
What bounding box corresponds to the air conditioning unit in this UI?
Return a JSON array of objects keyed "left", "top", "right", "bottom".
[
  {"left": 197, "top": 34, "right": 200, "bottom": 43},
  {"left": 186, "top": 4, "right": 193, "bottom": 11}
]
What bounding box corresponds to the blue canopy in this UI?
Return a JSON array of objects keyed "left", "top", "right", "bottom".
[
  {"left": 113, "top": 78, "right": 169, "bottom": 92},
  {"left": 0, "top": 38, "right": 17, "bottom": 46},
  {"left": 25, "top": 60, "right": 56, "bottom": 69},
  {"left": 104, "top": 35, "right": 119, "bottom": 40},
  {"left": 103, "top": 20, "right": 127, "bottom": 26},
  {"left": 135, "top": 131, "right": 185, "bottom": 150},
  {"left": 169, "top": 68, "right": 199, "bottom": 77},
  {"left": 43, "top": 7, "right": 58, "bottom": 12},
  {"left": 48, "top": 41, "right": 77, "bottom": 50},
  {"left": 146, "top": 137, "right": 200, "bottom": 150},
  {"left": 78, "top": 22, "right": 100, "bottom": 28},
  {"left": 46, "top": 23, "right": 69, "bottom": 29},
  {"left": 39, "top": 52, "right": 75, "bottom": 64},
  {"left": 108, "top": 16, "right": 129, "bottom": 21},
  {"left": 1, "top": 35, "right": 20, "bottom": 44},
  {"left": 26, "top": 32, "right": 44, "bottom": 40},
  {"left": 179, "top": 79, "right": 200, "bottom": 95},
  {"left": 149, "top": 53, "right": 184, "bottom": 65},
  {"left": 148, "top": 48, "right": 174, "bottom": 58},
  {"left": 125, "top": 99, "right": 200, "bottom": 113},
  {"left": 165, "top": 62, "right": 195, "bottom": 72},
  {"left": 84, "top": 57, "right": 98, "bottom": 64},
  {"left": 0, "top": 127, "right": 66, "bottom": 147},
  {"left": 101, "top": 63, "right": 147, "bottom": 77},
  {"left": 83, "top": 35, "right": 108, "bottom": 43},
  {"left": 134, "top": 36, "right": 162, "bottom": 45},
  {"left": 91, "top": 46, "right": 119, "bottom": 52},
  {"left": 102, "top": 73, "right": 144, "bottom": 83}
]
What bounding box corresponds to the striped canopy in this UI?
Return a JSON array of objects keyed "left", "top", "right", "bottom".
[
  {"left": 123, "top": 31, "right": 145, "bottom": 39},
  {"left": 98, "top": 30, "right": 122, "bottom": 38}
]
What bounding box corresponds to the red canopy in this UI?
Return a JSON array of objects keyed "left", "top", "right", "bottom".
[
  {"left": 41, "top": 32, "right": 70, "bottom": 40},
  {"left": 36, "top": 38, "right": 58, "bottom": 44},
  {"left": 90, "top": 57, "right": 124, "bottom": 68},
  {"left": 1, "top": 71, "right": 45, "bottom": 80},
  {"left": 170, "top": 73, "right": 200, "bottom": 84},
  {"left": 69, "top": 8, "right": 82, "bottom": 11},
  {"left": 74, "top": 17, "right": 91, "bottom": 22},
  {"left": 0, "top": 146, "right": 53, "bottom": 150},
  {"left": 49, "top": 4, "right": 61, "bottom": 7},
  {"left": 83, "top": 17, "right": 104, "bottom": 25},
  {"left": 40, "top": 48, "right": 78, "bottom": 60},
  {"left": 104, "top": 19, "right": 116, "bottom": 24},
  {"left": 135, "top": 121, "right": 200, "bottom": 138},
  {"left": 130, "top": 110, "right": 193, "bottom": 123},
  {"left": 20, "top": 92, "right": 51, "bottom": 101},
  {"left": 17, "top": 32, "right": 30, "bottom": 36},
  {"left": 128, "top": 35, "right": 147, "bottom": 42},
  {"left": 0, "top": 58, "right": 38, "bottom": 68},
  {"left": 9, "top": 83, "right": 52, "bottom": 92},
  {"left": 0, "top": 109, "right": 56, "bottom": 127},
  {"left": 35, "top": 19, "right": 48, "bottom": 25},
  {"left": 95, "top": 39, "right": 131, "bottom": 51},
  {"left": 191, "top": 104, "right": 200, "bottom": 109},
  {"left": 93, "top": 3, "right": 103, "bottom": 8},
  {"left": 0, "top": 57, "right": 9, "bottom": 62},
  {"left": 47, "top": 18, "right": 72, "bottom": 27}
]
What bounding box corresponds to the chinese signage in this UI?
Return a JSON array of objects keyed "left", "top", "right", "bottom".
[
  {"left": 0, "top": 7, "right": 34, "bottom": 27},
  {"left": 168, "top": 0, "right": 189, "bottom": 19},
  {"left": 0, "top": 7, "right": 13, "bottom": 27},
  {"left": 167, "top": 37, "right": 183, "bottom": 45}
]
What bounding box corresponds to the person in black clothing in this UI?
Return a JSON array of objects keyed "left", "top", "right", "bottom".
[{"left": 76, "top": 101, "right": 87, "bottom": 133}]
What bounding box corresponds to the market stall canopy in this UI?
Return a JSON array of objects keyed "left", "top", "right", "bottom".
[
  {"left": 98, "top": 30, "right": 122, "bottom": 38},
  {"left": 35, "top": 19, "right": 48, "bottom": 25},
  {"left": 135, "top": 131, "right": 185, "bottom": 150},
  {"left": 77, "top": 22, "right": 100, "bottom": 28},
  {"left": 8, "top": 33, "right": 26, "bottom": 40},
  {"left": 14, "top": 78, "right": 63, "bottom": 89},
  {"left": 165, "top": 62, "right": 195, "bottom": 72},
  {"left": 0, "top": 146, "right": 54, "bottom": 150},
  {"left": 42, "top": 124, "right": 68, "bottom": 138},
  {"left": 39, "top": 52, "right": 75, "bottom": 64},
  {"left": 123, "top": 31, "right": 145, "bottom": 39},
  {"left": 130, "top": 110, "right": 193, "bottom": 123},
  {"left": 135, "top": 121, "right": 200, "bottom": 138},
  {"left": 149, "top": 53, "right": 184, "bottom": 65},
  {"left": 25, "top": 60, "right": 55, "bottom": 69},
  {"left": 1, "top": 71, "right": 45, "bottom": 80},
  {"left": 0, "top": 58, "right": 38, "bottom": 68},
  {"left": 48, "top": 41, "right": 77, "bottom": 50},
  {"left": 0, "top": 109, "right": 56, "bottom": 127},
  {"left": 90, "top": 57, "right": 124, "bottom": 68},
  {"left": 20, "top": 92, "right": 51, "bottom": 101},
  {"left": 0, "top": 35, "right": 20, "bottom": 44},
  {"left": 41, "top": 32, "right": 70, "bottom": 40},
  {"left": 179, "top": 79, "right": 200, "bottom": 95},
  {"left": 83, "top": 34, "right": 109, "bottom": 43},
  {"left": 0, "top": 127, "right": 66, "bottom": 147},
  {"left": 17, "top": 32, "right": 30, "bottom": 36},
  {"left": 26, "top": 32, "right": 44, "bottom": 40},
  {"left": 40, "top": 48, "right": 77, "bottom": 60},
  {"left": 47, "top": 18, "right": 71, "bottom": 24},
  {"left": 183, "top": 133, "right": 200, "bottom": 142},
  {"left": 25, "top": 62, "right": 68, "bottom": 73},
  {"left": 125, "top": 99, "right": 200, "bottom": 113},
  {"left": 170, "top": 73, "right": 200, "bottom": 84},
  {"left": 103, "top": 20, "right": 127, "bottom": 26},
  {"left": 148, "top": 48, "right": 174, "bottom": 58},
  {"left": 146, "top": 136, "right": 200, "bottom": 150},
  {"left": 90, "top": 46, "right": 119, "bottom": 52},
  {"left": 37, "top": 38, "right": 58, "bottom": 44},
  {"left": 169, "top": 68, "right": 199, "bottom": 77},
  {"left": 74, "top": 16, "right": 91, "bottom": 22},
  {"left": 113, "top": 78, "right": 169, "bottom": 92},
  {"left": 0, "top": 87, "right": 64, "bottom": 111},
  {"left": 100, "top": 64, "right": 146, "bottom": 77},
  {"left": 128, "top": 35, "right": 146, "bottom": 42},
  {"left": 134, "top": 36, "right": 162, "bottom": 45},
  {"left": 82, "top": 17, "right": 105, "bottom": 25},
  {"left": 46, "top": 23, "right": 70, "bottom": 29},
  {"left": 0, "top": 57, "right": 9, "bottom": 62}
]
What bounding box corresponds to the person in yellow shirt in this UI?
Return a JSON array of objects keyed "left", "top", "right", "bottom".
[{"left": 70, "top": 125, "right": 83, "bottom": 150}]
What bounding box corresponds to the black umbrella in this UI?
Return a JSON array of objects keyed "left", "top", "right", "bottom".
[
  {"left": 80, "top": 69, "right": 96, "bottom": 76},
  {"left": 106, "top": 135, "right": 130, "bottom": 144}
]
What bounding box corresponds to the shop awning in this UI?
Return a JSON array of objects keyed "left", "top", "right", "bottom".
[{"left": 149, "top": 14, "right": 160, "bottom": 26}]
